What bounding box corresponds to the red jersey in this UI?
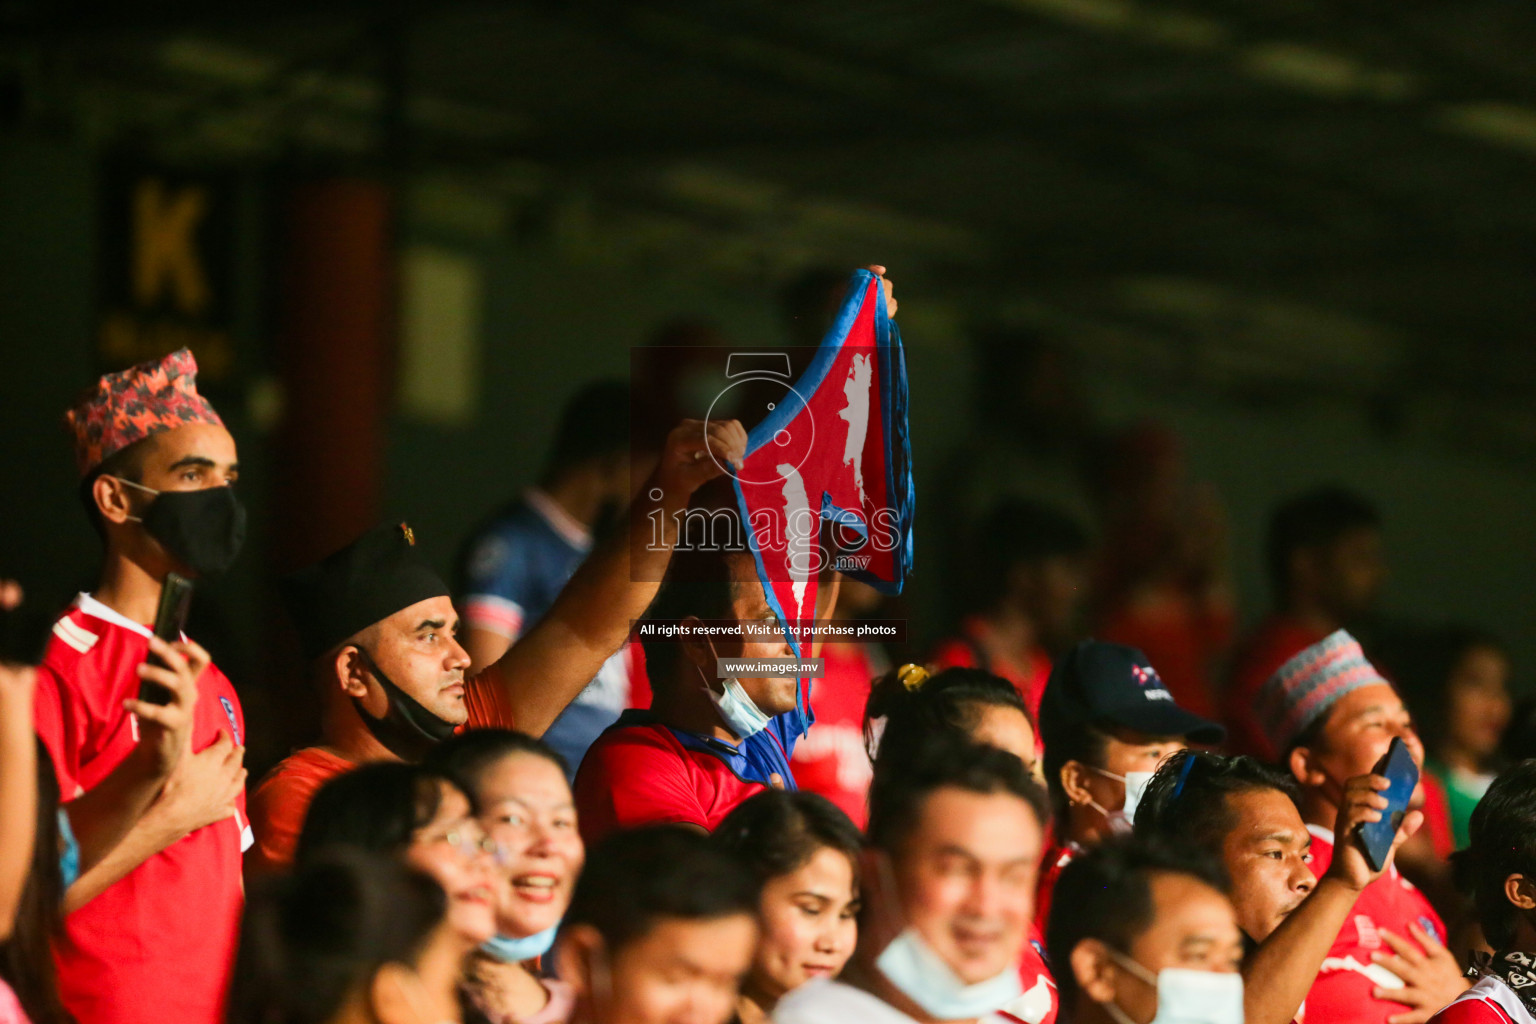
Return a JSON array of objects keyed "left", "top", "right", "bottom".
[
  {"left": 247, "top": 668, "right": 518, "bottom": 873},
  {"left": 1429, "top": 976, "right": 1530, "bottom": 1024},
  {"left": 246, "top": 747, "right": 355, "bottom": 875},
  {"left": 574, "top": 706, "right": 808, "bottom": 846},
  {"left": 930, "top": 618, "right": 1052, "bottom": 722},
  {"left": 1222, "top": 616, "right": 1330, "bottom": 759},
  {"left": 1034, "top": 841, "right": 1081, "bottom": 934},
  {"left": 997, "top": 924, "right": 1058, "bottom": 1024},
  {"left": 1302, "top": 825, "right": 1447, "bottom": 1024},
  {"left": 32, "top": 595, "right": 252, "bottom": 1024},
  {"left": 789, "top": 644, "right": 878, "bottom": 827},
  {"left": 1419, "top": 771, "right": 1457, "bottom": 862}
]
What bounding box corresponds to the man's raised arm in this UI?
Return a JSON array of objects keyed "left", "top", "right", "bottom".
[{"left": 481, "top": 418, "right": 747, "bottom": 736}]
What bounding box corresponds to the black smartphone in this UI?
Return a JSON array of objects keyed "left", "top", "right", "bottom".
[
  {"left": 140, "top": 573, "right": 194, "bottom": 706},
  {"left": 1357, "top": 736, "right": 1419, "bottom": 872}
]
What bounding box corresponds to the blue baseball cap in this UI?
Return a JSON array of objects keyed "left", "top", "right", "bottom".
[{"left": 1040, "top": 640, "right": 1226, "bottom": 746}]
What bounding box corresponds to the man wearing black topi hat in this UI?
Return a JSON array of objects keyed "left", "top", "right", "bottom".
[{"left": 246, "top": 417, "right": 746, "bottom": 873}]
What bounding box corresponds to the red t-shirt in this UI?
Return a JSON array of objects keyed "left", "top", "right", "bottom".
[
  {"left": 930, "top": 618, "right": 1052, "bottom": 722},
  {"left": 32, "top": 596, "right": 252, "bottom": 1024},
  {"left": 574, "top": 713, "right": 804, "bottom": 846},
  {"left": 1302, "top": 825, "right": 1447, "bottom": 1024},
  {"left": 789, "top": 644, "right": 878, "bottom": 828},
  {"left": 1430, "top": 976, "right": 1530, "bottom": 1024},
  {"left": 247, "top": 669, "right": 517, "bottom": 873},
  {"left": 1221, "top": 616, "right": 1330, "bottom": 759},
  {"left": 997, "top": 924, "right": 1058, "bottom": 1024},
  {"left": 246, "top": 747, "right": 356, "bottom": 875},
  {"left": 1034, "top": 841, "right": 1080, "bottom": 935}
]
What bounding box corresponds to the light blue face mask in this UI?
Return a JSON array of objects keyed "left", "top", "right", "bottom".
[
  {"left": 875, "top": 927, "right": 1024, "bottom": 1021},
  {"left": 481, "top": 925, "right": 560, "bottom": 963},
  {"left": 59, "top": 808, "right": 80, "bottom": 890},
  {"left": 708, "top": 675, "right": 773, "bottom": 739},
  {"left": 697, "top": 648, "right": 773, "bottom": 739}
]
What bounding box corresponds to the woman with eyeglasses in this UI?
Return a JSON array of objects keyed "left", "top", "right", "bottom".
[
  {"left": 427, "top": 731, "right": 585, "bottom": 1024},
  {"left": 297, "top": 762, "right": 500, "bottom": 971}
]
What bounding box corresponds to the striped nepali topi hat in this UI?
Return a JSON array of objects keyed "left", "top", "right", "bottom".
[{"left": 1257, "top": 629, "right": 1389, "bottom": 752}]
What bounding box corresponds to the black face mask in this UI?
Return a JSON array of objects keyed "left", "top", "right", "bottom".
[
  {"left": 352, "top": 648, "right": 458, "bottom": 761},
  {"left": 120, "top": 480, "right": 247, "bottom": 577}
]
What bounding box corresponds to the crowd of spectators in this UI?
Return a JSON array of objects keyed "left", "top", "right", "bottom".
[{"left": 0, "top": 264, "right": 1530, "bottom": 1024}]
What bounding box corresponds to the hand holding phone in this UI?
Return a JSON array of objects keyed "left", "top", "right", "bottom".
[
  {"left": 1356, "top": 736, "right": 1419, "bottom": 872},
  {"left": 141, "top": 573, "right": 193, "bottom": 706}
]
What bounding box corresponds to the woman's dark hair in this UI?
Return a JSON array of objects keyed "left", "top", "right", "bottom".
[
  {"left": 1135, "top": 750, "right": 1301, "bottom": 857},
  {"left": 566, "top": 825, "right": 760, "bottom": 954},
  {"left": 230, "top": 849, "right": 448, "bottom": 1024},
  {"left": 712, "top": 790, "right": 863, "bottom": 890},
  {"left": 424, "top": 729, "right": 568, "bottom": 798},
  {"left": 1041, "top": 718, "right": 1112, "bottom": 824},
  {"left": 0, "top": 738, "right": 71, "bottom": 1024},
  {"left": 1046, "top": 835, "right": 1228, "bottom": 1009},
  {"left": 866, "top": 666, "right": 1033, "bottom": 767},
  {"left": 1453, "top": 759, "right": 1536, "bottom": 949},
  {"left": 868, "top": 733, "right": 1047, "bottom": 853},
  {"left": 1503, "top": 698, "right": 1536, "bottom": 765},
  {"left": 295, "top": 762, "right": 460, "bottom": 865}
]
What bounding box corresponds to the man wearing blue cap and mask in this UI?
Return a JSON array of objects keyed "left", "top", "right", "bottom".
[{"left": 1036, "top": 640, "right": 1225, "bottom": 930}]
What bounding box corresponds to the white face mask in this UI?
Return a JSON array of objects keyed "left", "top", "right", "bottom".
[
  {"left": 875, "top": 927, "right": 1025, "bottom": 1021},
  {"left": 1087, "top": 768, "right": 1155, "bottom": 835},
  {"left": 695, "top": 646, "right": 772, "bottom": 739},
  {"left": 1102, "top": 950, "right": 1244, "bottom": 1024}
]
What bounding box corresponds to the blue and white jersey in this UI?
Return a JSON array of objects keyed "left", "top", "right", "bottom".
[{"left": 459, "top": 489, "right": 631, "bottom": 776}]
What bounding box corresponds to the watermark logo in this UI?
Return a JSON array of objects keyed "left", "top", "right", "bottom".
[
  {"left": 637, "top": 344, "right": 903, "bottom": 582},
  {"left": 704, "top": 353, "right": 815, "bottom": 486}
]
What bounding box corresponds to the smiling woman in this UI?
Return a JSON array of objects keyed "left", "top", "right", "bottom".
[
  {"left": 712, "top": 790, "right": 863, "bottom": 1024},
  {"left": 427, "top": 729, "right": 586, "bottom": 1024}
]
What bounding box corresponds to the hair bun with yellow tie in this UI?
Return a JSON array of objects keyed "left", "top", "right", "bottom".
[{"left": 897, "top": 663, "right": 931, "bottom": 692}]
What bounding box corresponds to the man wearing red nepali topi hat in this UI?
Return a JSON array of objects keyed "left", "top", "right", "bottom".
[{"left": 34, "top": 348, "right": 250, "bottom": 1024}]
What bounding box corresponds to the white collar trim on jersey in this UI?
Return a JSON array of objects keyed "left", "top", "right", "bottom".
[
  {"left": 1307, "top": 821, "right": 1404, "bottom": 881},
  {"left": 525, "top": 488, "right": 592, "bottom": 550},
  {"left": 75, "top": 592, "right": 152, "bottom": 639},
  {"left": 1471, "top": 974, "right": 1536, "bottom": 1024}
]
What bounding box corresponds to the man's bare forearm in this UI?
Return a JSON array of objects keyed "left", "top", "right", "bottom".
[
  {"left": 0, "top": 688, "right": 37, "bottom": 941},
  {"left": 1243, "top": 877, "right": 1359, "bottom": 1024},
  {"left": 65, "top": 746, "right": 166, "bottom": 873},
  {"left": 64, "top": 799, "right": 185, "bottom": 914}
]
